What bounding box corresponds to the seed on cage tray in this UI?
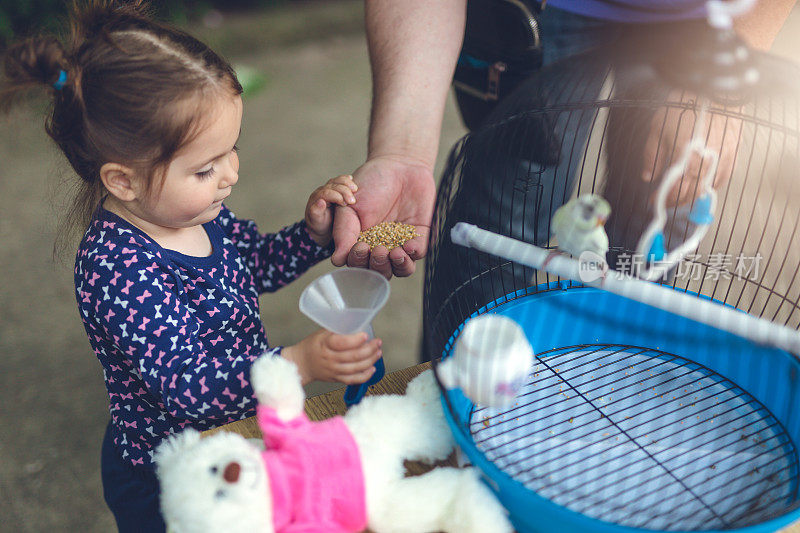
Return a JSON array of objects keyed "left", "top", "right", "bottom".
[{"left": 357, "top": 222, "right": 420, "bottom": 250}]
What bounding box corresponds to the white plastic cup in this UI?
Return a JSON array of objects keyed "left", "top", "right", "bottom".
[{"left": 438, "top": 314, "right": 533, "bottom": 408}]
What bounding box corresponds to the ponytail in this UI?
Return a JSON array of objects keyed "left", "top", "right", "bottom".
[{"left": 2, "top": 35, "right": 69, "bottom": 106}]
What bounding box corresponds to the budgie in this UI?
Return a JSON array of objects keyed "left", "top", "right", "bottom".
[{"left": 550, "top": 194, "right": 611, "bottom": 259}]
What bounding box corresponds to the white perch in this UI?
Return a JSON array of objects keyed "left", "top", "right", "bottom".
[{"left": 451, "top": 222, "right": 800, "bottom": 355}]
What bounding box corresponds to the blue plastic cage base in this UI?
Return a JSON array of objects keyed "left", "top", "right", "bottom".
[
  {"left": 440, "top": 286, "right": 800, "bottom": 532},
  {"left": 471, "top": 344, "right": 797, "bottom": 530}
]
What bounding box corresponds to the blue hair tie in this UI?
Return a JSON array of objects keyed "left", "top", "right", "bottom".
[{"left": 53, "top": 70, "right": 67, "bottom": 90}]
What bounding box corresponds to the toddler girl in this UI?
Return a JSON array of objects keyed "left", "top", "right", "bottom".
[{"left": 2, "top": 1, "right": 381, "bottom": 531}]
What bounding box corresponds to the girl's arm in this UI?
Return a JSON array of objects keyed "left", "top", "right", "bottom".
[{"left": 216, "top": 204, "right": 332, "bottom": 294}]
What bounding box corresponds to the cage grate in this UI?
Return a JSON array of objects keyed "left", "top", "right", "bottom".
[{"left": 469, "top": 344, "right": 800, "bottom": 530}]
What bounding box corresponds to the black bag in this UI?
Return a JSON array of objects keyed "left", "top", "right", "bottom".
[{"left": 453, "top": 0, "right": 544, "bottom": 130}]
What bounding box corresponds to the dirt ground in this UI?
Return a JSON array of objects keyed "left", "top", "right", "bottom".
[{"left": 0, "top": 2, "right": 466, "bottom": 530}]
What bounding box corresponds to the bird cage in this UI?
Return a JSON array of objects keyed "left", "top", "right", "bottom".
[{"left": 424, "top": 12, "right": 800, "bottom": 533}]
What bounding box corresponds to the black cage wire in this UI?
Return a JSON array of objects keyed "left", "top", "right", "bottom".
[{"left": 424, "top": 16, "right": 800, "bottom": 533}]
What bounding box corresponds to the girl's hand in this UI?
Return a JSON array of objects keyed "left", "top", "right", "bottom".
[
  {"left": 305, "top": 174, "right": 358, "bottom": 247},
  {"left": 281, "top": 329, "right": 382, "bottom": 385}
]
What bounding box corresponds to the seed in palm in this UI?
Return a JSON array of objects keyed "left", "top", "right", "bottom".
[{"left": 357, "top": 222, "right": 420, "bottom": 250}]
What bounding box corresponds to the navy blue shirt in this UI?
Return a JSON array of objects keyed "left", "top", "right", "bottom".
[
  {"left": 547, "top": 1, "right": 706, "bottom": 22},
  {"left": 74, "top": 204, "right": 331, "bottom": 466}
]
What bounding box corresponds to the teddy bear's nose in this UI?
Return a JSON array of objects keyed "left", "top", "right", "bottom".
[{"left": 223, "top": 461, "right": 241, "bottom": 483}]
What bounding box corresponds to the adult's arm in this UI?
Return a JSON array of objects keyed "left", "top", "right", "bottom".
[
  {"left": 365, "top": 0, "right": 468, "bottom": 167},
  {"left": 331, "top": 0, "right": 467, "bottom": 278}
]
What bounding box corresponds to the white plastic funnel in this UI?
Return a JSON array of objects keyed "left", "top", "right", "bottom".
[{"left": 299, "top": 267, "right": 390, "bottom": 336}]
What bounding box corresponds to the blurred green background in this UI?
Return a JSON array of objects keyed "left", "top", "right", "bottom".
[
  {"left": 0, "top": 0, "right": 271, "bottom": 44},
  {"left": 0, "top": 0, "right": 368, "bottom": 53}
]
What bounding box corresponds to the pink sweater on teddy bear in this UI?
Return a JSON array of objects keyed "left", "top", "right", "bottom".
[{"left": 257, "top": 405, "right": 368, "bottom": 533}]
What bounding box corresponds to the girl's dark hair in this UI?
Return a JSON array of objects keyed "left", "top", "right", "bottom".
[{"left": 1, "top": 0, "right": 243, "bottom": 256}]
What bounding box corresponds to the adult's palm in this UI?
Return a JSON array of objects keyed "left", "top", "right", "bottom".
[{"left": 332, "top": 156, "right": 436, "bottom": 278}]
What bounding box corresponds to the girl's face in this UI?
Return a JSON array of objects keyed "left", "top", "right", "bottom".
[{"left": 144, "top": 93, "right": 243, "bottom": 229}]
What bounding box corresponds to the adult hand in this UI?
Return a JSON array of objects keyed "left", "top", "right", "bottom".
[
  {"left": 331, "top": 155, "right": 436, "bottom": 279},
  {"left": 643, "top": 93, "right": 742, "bottom": 207}
]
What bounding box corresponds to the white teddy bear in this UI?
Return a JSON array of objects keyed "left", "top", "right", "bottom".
[{"left": 156, "top": 355, "right": 513, "bottom": 533}]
